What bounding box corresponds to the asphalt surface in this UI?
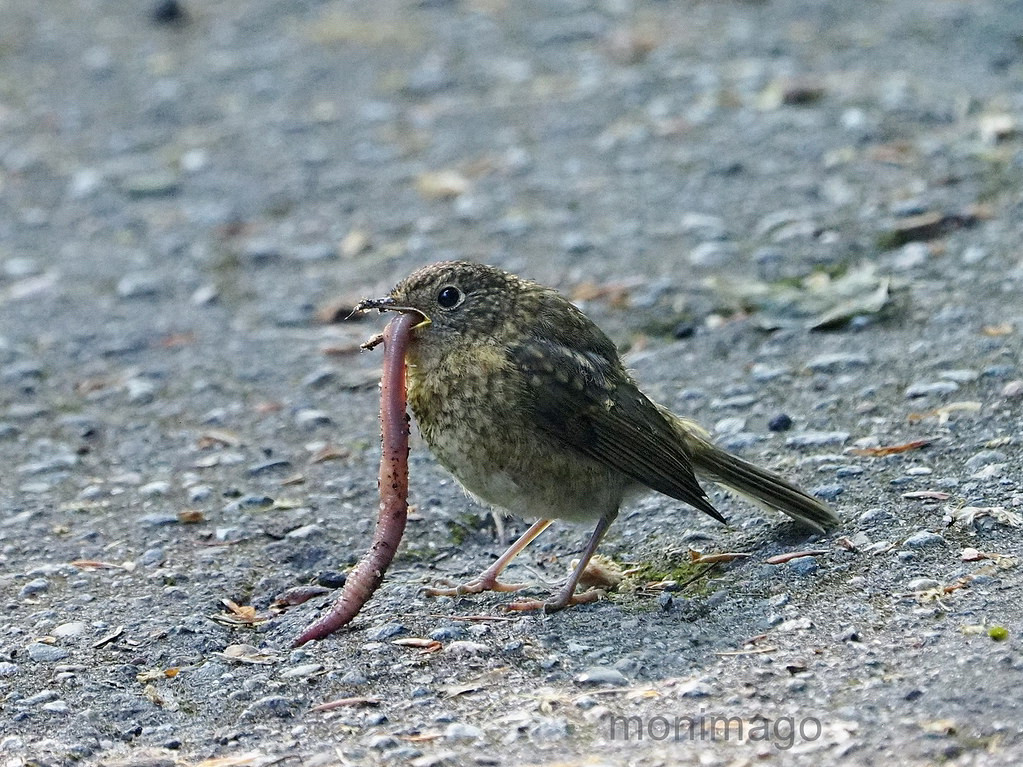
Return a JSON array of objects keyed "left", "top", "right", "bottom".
[{"left": 1, "top": 1, "right": 1022, "bottom": 765}]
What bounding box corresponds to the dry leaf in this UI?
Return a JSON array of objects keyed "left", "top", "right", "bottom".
[
  {"left": 210, "top": 600, "right": 269, "bottom": 627},
  {"left": 197, "top": 429, "right": 242, "bottom": 448},
  {"left": 310, "top": 444, "right": 351, "bottom": 464},
  {"left": 214, "top": 644, "right": 279, "bottom": 665},
  {"left": 764, "top": 550, "right": 828, "bottom": 565},
  {"left": 945, "top": 505, "right": 1023, "bottom": 529},
  {"left": 907, "top": 401, "right": 981, "bottom": 424},
  {"left": 902, "top": 490, "right": 951, "bottom": 501},
  {"left": 70, "top": 560, "right": 127, "bottom": 571},
  {"left": 689, "top": 549, "right": 753, "bottom": 564},
  {"left": 573, "top": 554, "right": 625, "bottom": 590},
  {"left": 416, "top": 170, "right": 468, "bottom": 200},
  {"left": 311, "top": 697, "right": 381, "bottom": 712},
  {"left": 850, "top": 438, "right": 933, "bottom": 456}
]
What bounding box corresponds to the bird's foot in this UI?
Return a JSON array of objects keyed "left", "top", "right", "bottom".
[
  {"left": 424, "top": 576, "right": 528, "bottom": 597},
  {"left": 505, "top": 589, "right": 602, "bottom": 613}
]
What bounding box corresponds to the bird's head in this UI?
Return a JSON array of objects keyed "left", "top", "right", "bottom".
[{"left": 355, "top": 261, "right": 527, "bottom": 346}]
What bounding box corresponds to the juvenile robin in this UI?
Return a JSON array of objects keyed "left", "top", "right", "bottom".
[{"left": 356, "top": 260, "right": 839, "bottom": 611}]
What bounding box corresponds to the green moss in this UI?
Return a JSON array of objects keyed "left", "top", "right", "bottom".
[{"left": 626, "top": 555, "right": 717, "bottom": 597}]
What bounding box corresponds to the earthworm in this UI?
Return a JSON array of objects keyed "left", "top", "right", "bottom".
[{"left": 292, "top": 311, "right": 416, "bottom": 646}]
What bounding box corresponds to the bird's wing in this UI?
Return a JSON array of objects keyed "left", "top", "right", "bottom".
[{"left": 509, "top": 337, "right": 724, "bottom": 523}]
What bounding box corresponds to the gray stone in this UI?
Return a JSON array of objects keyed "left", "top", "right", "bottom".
[
  {"left": 19, "top": 578, "right": 49, "bottom": 598},
  {"left": 27, "top": 643, "right": 70, "bottom": 662},
  {"left": 53, "top": 622, "right": 88, "bottom": 639},
  {"left": 241, "top": 696, "right": 299, "bottom": 719},
  {"left": 429, "top": 625, "right": 466, "bottom": 641},
  {"left": 443, "top": 723, "right": 483, "bottom": 740},
  {"left": 140, "top": 548, "right": 166, "bottom": 567},
  {"left": 280, "top": 663, "right": 324, "bottom": 679},
  {"left": 785, "top": 431, "right": 850, "bottom": 448},
  {"left": 295, "top": 409, "right": 333, "bottom": 428},
  {"left": 575, "top": 667, "right": 629, "bottom": 686},
  {"left": 366, "top": 623, "right": 407, "bottom": 641},
  {"left": 905, "top": 381, "right": 959, "bottom": 398},
  {"left": 965, "top": 450, "right": 1007, "bottom": 471},
  {"left": 806, "top": 353, "right": 870, "bottom": 372},
  {"left": 902, "top": 531, "right": 947, "bottom": 549},
  {"left": 787, "top": 556, "right": 819, "bottom": 575},
  {"left": 116, "top": 274, "right": 163, "bottom": 299},
  {"left": 811, "top": 484, "right": 845, "bottom": 501}
]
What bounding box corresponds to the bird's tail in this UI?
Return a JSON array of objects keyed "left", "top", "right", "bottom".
[{"left": 666, "top": 413, "right": 840, "bottom": 532}]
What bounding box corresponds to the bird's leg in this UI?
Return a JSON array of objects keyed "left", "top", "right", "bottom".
[
  {"left": 425, "top": 518, "right": 552, "bottom": 596},
  {"left": 507, "top": 512, "right": 616, "bottom": 613}
]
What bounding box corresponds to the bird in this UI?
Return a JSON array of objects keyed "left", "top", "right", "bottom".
[{"left": 356, "top": 260, "right": 839, "bottom": 612}]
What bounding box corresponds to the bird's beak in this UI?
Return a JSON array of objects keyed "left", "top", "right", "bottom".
[{"left": 350, "top": 296, "right": 431, "bottom": 328}]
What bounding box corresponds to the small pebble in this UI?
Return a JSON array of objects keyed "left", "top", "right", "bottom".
[
  {"left": 20, "top": 690, "right": 58, "bottom": 706},
  {"left": 561, "top": 232, "right": 594, "bottom": 254},
  {"left": 240, "top": 696, "right": 299, "bottom": 719},
  {"left": 859, "top": 508, "right": 894, "bottom": 525},
  {"left": 337, "top": 671, "right": 369, "bottom": 686},
  {"left": 904, "top": 381, "right": 959, "bottom": 398},
  {"left": 139, "top": 513, "right": 180, "bottom": 527},
  {"left": 750, "top": 364, "right": 789, "bottom": 382},
  {"left": 121, "top": 173, "right": 180, "bottom": 198},
  {"left": 249, "top": 459, "right": 292, "bottom": 476},
  {"left": 53, "top": 622, "right": 88, "bottom": 639},
  {"left": 187, "top": 485, "right": 213, "bottom": 503},
  {"left": 806, "top": 353, "right": 870, "bottom": 372},
  {"left": 139, "top": 480, "right": 172, "bottom": 497},
  {"left": 366, "top": 623, "right": 407, "bottom": 641},
  {"left": 787, "top": 556, "right": 819, "bottom": 575},
  {"left": 444, "top": 723, "right": 484, "bottom": 741},
  {"left": 280, "top": 663, "right": 324, "bottom": 679},
  {"left": 444, "top": 641, "right": 489, "bottom": 656},
  {"left": 140, "top": 548, "right": 166, "bottom": 567},
  {"left": 295, "top": 409, "right": 333, "bottom": 428},
  {"left": 528, "top": 717, "right": 572, "bottom": 741},
  {"left": 676, "top": 679, "right": 714, "bottom": 698},
  {"left": 429, "top": 626, "right": 466, "bottom": 641},
  {"left": 939, "top": 369, "right": 979, "bottom": 383},
  {"left": 27, "top": 644, "right": 70, "bottom": 663},
  {"left": 907, "top": 578, "right": 939, "bottom": 591},
  {"left": 1001, "top": 380, "right": 1023, "bottom": 398},
  {"left": 316, "top": 571, "right": 347, "bottom": 589},
  {"left": 116, "top": 275, "right": 163, "bottom": 299},
  {"left": 302, "top": 368, "right": 337, "bottom": 389},
  {"left": 902, "top": 531, "right": 947, "bottom": 549},
  {"left": 367, "top": 735, "right": 400, "bottom": 751},
  {"left": 19, "top": 578, "right": 49, "bottom": 598},
  {"left": 811, "top": 484, "right": 845, "bottom": 501},
  {"left": 285, "top": 524, "right": 322, "bottom": 540},
  {"left": 965, "top": 450, "right": 1007, "bottom": 471},
  {"left": 785, "top": 431, "right": 850, "bottom": 448}
]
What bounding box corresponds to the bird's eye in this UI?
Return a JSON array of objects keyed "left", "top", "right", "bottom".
[{"left": 436, "top": 285, "right": 463, "bottom": 309}]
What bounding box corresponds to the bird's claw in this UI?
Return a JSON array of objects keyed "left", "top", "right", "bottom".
[
  {"left": 505, "top": 589, "right": 602, "bottom": 613},
  {"left": 424, "top": 577, "right": 528, "bottom": 597}
]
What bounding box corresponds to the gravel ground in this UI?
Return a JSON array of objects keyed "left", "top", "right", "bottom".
[{"left": 2, "top": 1, "right": 1022, "bottom": 765}]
